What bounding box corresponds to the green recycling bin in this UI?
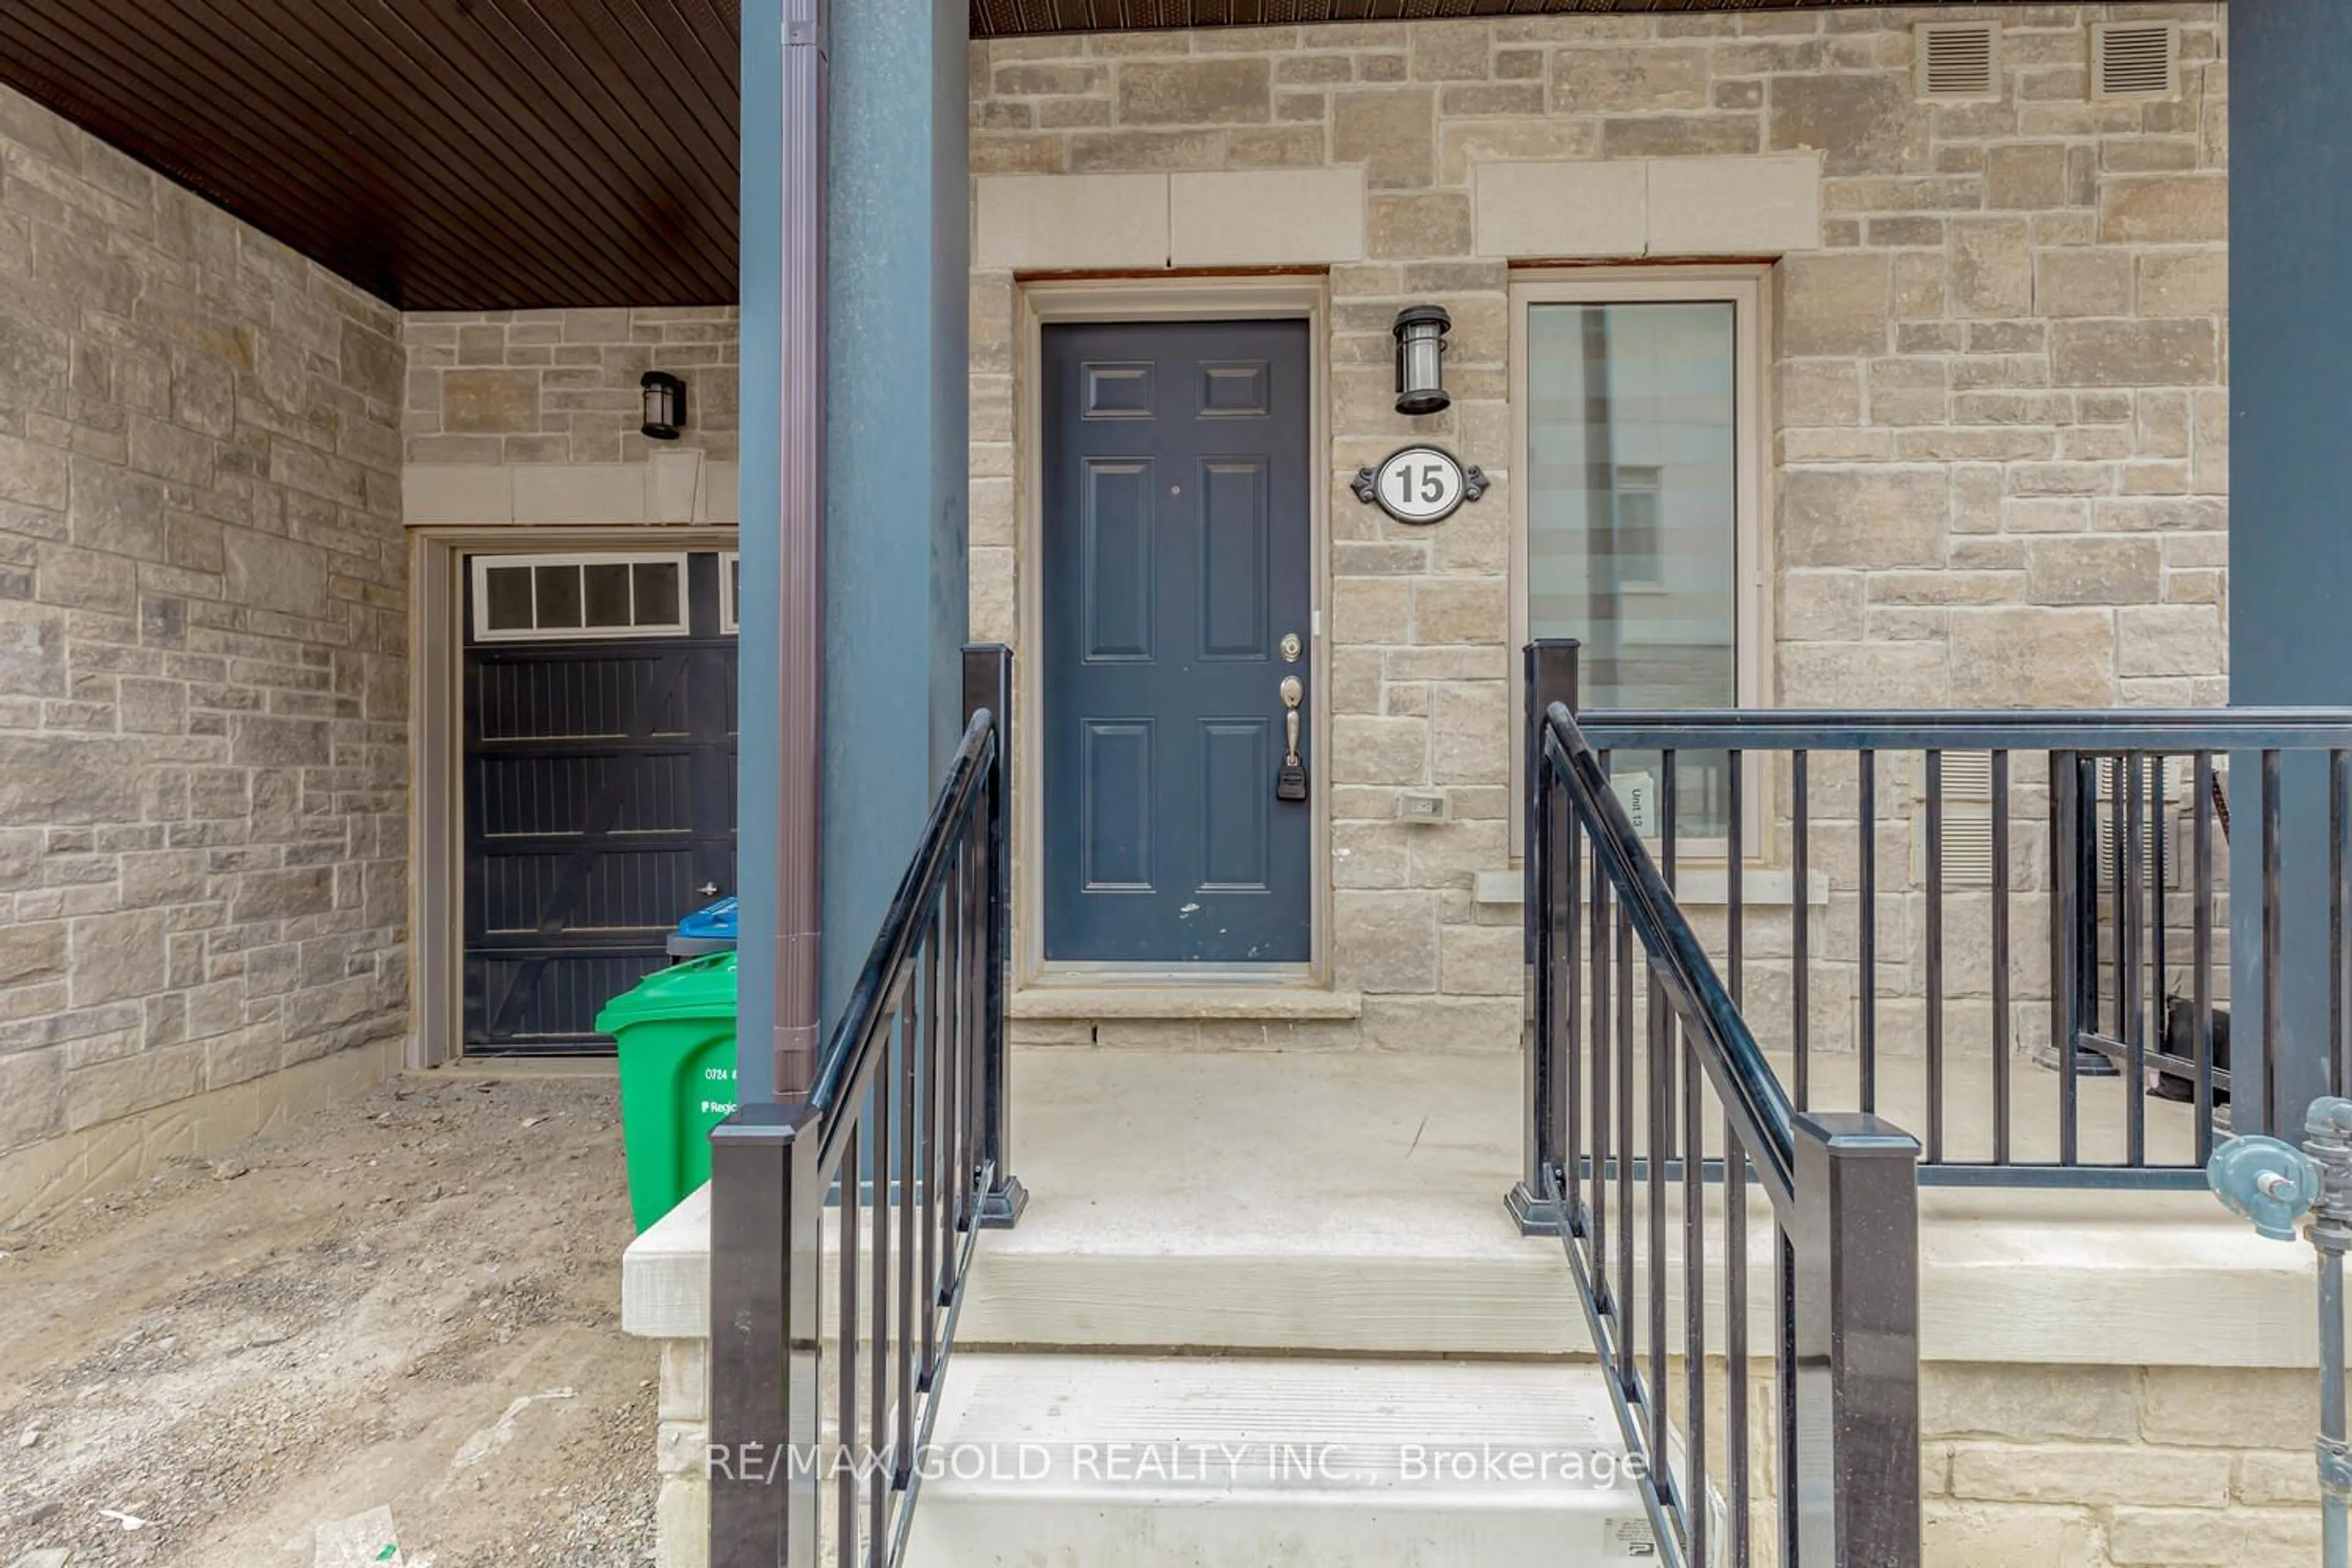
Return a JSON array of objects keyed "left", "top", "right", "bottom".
[{"left": 595, "top": 951, "right": 739, "bottom": 1232}]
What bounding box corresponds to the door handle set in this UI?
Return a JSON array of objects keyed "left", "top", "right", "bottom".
[{"left": 1276, "top": 669, "right": 1308, "bottom": 802}]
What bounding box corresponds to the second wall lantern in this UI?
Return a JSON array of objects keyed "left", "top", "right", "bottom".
[
  {"left": 641, "top": 370, "right": 688, "bottom": 440},
  {"left": 1392, "top": 305, "right": 1452, "bottom": 416}
]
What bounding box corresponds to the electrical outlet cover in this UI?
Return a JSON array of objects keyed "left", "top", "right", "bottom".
[{"left": 1398, "top": 791, "right": 1450, "bottom": 823}]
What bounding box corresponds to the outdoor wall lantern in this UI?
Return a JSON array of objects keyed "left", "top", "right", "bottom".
[
  {"left": 640, "top": 370, "right": 688, "bottom": 440},
  {"left": 1392, "top": 304, "right": 1452, "bottom": 416}
]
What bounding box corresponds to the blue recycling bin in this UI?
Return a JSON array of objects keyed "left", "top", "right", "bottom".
[{"left": 667, "top": 895, "right": 739, "bottom": 960}]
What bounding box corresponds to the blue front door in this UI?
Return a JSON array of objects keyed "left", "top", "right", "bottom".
[{"left": 1041, "top": 318, "right": 1314, "bottom": 965}]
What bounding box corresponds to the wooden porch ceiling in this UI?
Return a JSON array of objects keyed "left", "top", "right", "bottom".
[
  {"left": 0, "top": 0, "right": 2026, "bottom": 311},
  {"left": 0, "top": 0, "right": 742, "bottom": 311},
  {"left": 971, "top": 0, "right": 2030, "bottom": 30}
]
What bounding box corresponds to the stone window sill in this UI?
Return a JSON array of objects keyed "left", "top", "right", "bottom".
[
  {"left": 1008, "top": 987, "right": 1363, "bottom": 1022},
  {"left": 1473, "top": 867, "right": 1831, "bottom": 908}
]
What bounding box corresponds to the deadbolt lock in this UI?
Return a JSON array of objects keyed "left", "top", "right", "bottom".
[{"left": 1280, "top": 632, "right": 1302, "bottom": 663}]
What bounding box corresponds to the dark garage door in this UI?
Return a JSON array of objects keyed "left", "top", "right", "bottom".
[{"left": 462, "top": 549, "right": 738, "bottom": 1053}]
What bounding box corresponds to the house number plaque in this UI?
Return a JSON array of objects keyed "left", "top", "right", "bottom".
[{"left": 1352, "top": 444, "right": 1487, "bottom": 526}]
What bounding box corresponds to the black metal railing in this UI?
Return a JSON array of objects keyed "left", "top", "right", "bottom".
[
  {"left": 1560, "top": 692, "right": 2352, "bottom": 1186},
  {"left": 707, "top": 644, "right": 1025, "bottom": 1568},
  {"left": 1516, "top": 642, "right": 1923, "bottom": 1568}
]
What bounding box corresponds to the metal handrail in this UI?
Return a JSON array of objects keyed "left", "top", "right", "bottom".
[
  {"left": 1568, "top": 700, "right": 2352, "bottom": 1178},
  {"left": 709, "top": 644, "right": 1025, "bottom": 1568},
  {"left": 1544, "top": 702, "right": 1797, "bottom": 1206},
  {"left": 1518, "top": 638, "right": 1923, "bottom": 1568},
  {"left": 1578, "top": 707, "right": 2352, "bottom": 752},
  {"left": 811, "top": 711, "right": 993, "bottom": 1136}
]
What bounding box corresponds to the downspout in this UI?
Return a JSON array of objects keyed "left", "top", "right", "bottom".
[{"left": 774, "top": 0, "right": 827, "bottom": 1098}]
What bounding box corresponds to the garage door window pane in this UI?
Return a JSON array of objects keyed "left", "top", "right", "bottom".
[
  {"left": 633, "top": 560, "right": 681, "bottom": 629},
  {"left": 483, "top": 566, "right": 533, "bottom": 632},
  {"left": 582, "top": 562, "right": 633, "bottom": 627},
  {"left": 470, "top": 553, "right": 695, "bottom": 641},
  {"left": 535, "top": 565, "right": 582, "bottom": 628}
]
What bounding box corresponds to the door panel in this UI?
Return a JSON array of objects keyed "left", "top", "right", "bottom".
[
  {"left": 1083, "top": 360, "right": 1155, "bottom": 417},
  {"left": 1199, "top": 459, "right": 1268, "bottom": 660},
  {"left": 1199, "top": 720, "right": 1273, "bottom": 891},
  {"left": 1083, "top": 459, "right": 1156, "bottom": 661},
  {"left": 1080, "top": 720, "right": 1155, "bottom": 891},
  {"left": 1042, "top": 319, "right": 1313, "bottom": 965}
]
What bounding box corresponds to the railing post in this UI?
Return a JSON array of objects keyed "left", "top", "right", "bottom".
[
  {"left": 1510, "top": 638, "right": 1580, "bottom": 1236},
  {"left": 709, "top": 1102, "right": 823, "bottom": 1565},
  {"left": 963, "top": 643, "right": 1027, "bottom": 1228},
  {"left": 2047, "top": 752, "right": 2114, "bottom": 1148},
  {"left": 1790, "top": 1110, "right": 1923, "bottom": 1568},
  {"left": 2049, "top": 750, "right": 2082, "bottom": 1156}
]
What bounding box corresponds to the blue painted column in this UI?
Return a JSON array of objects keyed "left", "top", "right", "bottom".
[
  {"left": 735, "top": 0, "right": 785, "bottom": 1105},
  {"left": 2231, "top": 1, "right": 2352, "bottom": 1127},
  {"left": 822, "top": 0, "right": 971, "bottom": 1031}
]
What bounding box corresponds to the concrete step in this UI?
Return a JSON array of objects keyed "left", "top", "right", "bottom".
[
  {"left": 625, "top": 1046, "right": 2309, "bottom": 1373},
  {"left": 903, "top": 1352, "right": 1657, "bottom": 1568},
  {"left": 956, "top": 1047, "right": 1583, "bottom": 1356}
]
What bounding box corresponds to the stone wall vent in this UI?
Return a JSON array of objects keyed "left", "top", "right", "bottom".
[
  {"left": 1915, "top": 20, "right": 2000, "bottom": 102},
  {"left": 2094, "top": 758, "right": 2194, "bottom": 893},
  {"left": 1937, "top": 815, "right": 1998, "bottom": 891},
  {"left": 2093, "top": 21, "right": 2180, "bottom": 101},
  {"left": 1930, "top": 752, "right": 1997, "bottom": 890}
]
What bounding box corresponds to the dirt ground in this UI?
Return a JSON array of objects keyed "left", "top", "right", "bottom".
[{"left": 0, "top": 1069, "right": 661, "bottom": 1567}]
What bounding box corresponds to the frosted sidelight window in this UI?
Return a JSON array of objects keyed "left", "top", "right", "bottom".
[{"left": 1523, "top": 290, "right": 1752, "bottom": 839}]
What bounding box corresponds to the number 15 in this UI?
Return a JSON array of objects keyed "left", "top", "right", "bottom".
[{"left": 1390, "top": 462, "right": 1444, "bottom": 505}]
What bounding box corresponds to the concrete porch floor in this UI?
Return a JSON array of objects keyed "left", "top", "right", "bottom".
[
  {"left": 950, "top": 1044, "right": 2310, "bottom": 1370},
  {"left": 1603, "top": 1039, "right": 2210, "bottom": 1170},
  {"left": 620, "top": 1039, "right": 2320, "bottom": 1566},
  {"left": 958, "top": 1046, "right": 1569, "bottom": 1355},
  {"left": 625, "top": 1042, "right": 2316, "bottom": 1370}
]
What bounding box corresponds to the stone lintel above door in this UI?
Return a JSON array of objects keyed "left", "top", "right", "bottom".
[
  {"left": 975, "top": 169, "right": 1367, "bottom": 272},
  {"left": 1472, "top": 153, "right": 1822, "bottom": 260}
]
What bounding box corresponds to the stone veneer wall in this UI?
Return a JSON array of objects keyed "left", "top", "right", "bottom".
[
  {"left": 633, "top": 1338, "right": 2321, "bottom": 1568},
  {"left": 401, "top": 306, "right": 741, "bottom": 531},
  {"left": 967, "top": 4, "right": 2229, "bottom": 1053},
  {"left": 402, "top": 306, "right": 739, "bottom": 472},
  {"left": 0, "top": 85, "right": 409, "bottom": 1220},
  {"left": 1918, "top": 1362, "right": 2318, "bottom": 1566},
  {"left": 1719, "top": 1355, "right": 2320, "bottom": 1565}
]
